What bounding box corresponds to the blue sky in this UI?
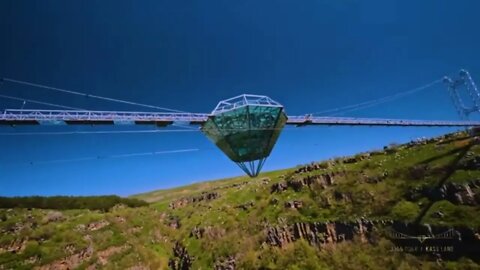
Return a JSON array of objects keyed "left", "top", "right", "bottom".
[{"left": 0, "top": 0, "right": 479, "bottom": 196}]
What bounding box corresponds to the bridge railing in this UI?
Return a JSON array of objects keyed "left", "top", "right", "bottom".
[
  {"left": 0, "top": 109, "right": 210, "bottom": 122},
  {"left": 286, "top": 115, "right": 480, "bottom": 127}
]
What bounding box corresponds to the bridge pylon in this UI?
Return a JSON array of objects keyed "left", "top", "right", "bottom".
[{"left": 443, "top": 69, "right": 480, "bottom": 121}]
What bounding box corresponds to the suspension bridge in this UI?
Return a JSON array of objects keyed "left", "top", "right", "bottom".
[{"left": 1, "top": 69, "right": 479, "bottom": 177}]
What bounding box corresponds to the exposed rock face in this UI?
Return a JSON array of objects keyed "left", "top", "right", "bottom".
[
  {"left": 300, "top": 172, "right": 340, "bottom": 188},
  {"left": 287, "top": 178, "right": 305, "bottom": 192},
  {"left": 169, "top": 192, "right": 220, "bottom": 209},
  {"left": 342, "top": 154, "right": 370, "bottom": 164},
  {"left": 36, "top": 246, "right": 94, "bottom": 270},
  {"left": 214, "top": 256, "right": 236, "bottom": 270},
  {"left": 169, "top": 242, "right": 193, "bottom": 270},
  {"left": 284, "top": 200, "right": 303, "bottom": 209},
  {"left": 190, "top": 226, "right": 225, "bottom": 240},
  {"left": 0, "top": 238, "right": 27, "bottom": 254},
  {"left": 42, "top": 211, "right": 65, "bottom": 223},
  {"left": 408, "top": 181, "right": 480, "bottom": 205},
  {"left": 169, "top": 198, "right": 190, "bottom": 209},
  {"left": 168, "top": 217, "right": 181, "bottom": 229},
  {"left": 266, "top": 219, "right": 480, "bottom": 259},
  {"left": 271, "top": 172, "right": 342, "bottom": 194},
  {"left": 87, "top": 220, "right": 110, "bottom": 231},
  {"left": 266, "top": 220, "right": 374, "bottom": 247},
  {"left": 294, "top": 162, "right": 331, "bottom": 174},
  {"left": 270, "top": 182, "right": 288, "bottom": 193}
]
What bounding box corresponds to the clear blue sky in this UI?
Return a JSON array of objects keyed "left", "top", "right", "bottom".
[{"left": 0, "top": 0, "right": 479, "bottom": 196}]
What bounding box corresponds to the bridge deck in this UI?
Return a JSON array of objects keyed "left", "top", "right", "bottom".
[{"left": 1, "top": 109, "right": 480, "bottom": 127}]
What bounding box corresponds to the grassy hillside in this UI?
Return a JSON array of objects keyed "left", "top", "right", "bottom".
[{"left": 1, "top": 131, "right": 480, "bottom": 269}]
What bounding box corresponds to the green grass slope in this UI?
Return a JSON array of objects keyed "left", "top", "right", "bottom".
[{"left": 1, "top": 131, "right": 480, "bottom": 270}]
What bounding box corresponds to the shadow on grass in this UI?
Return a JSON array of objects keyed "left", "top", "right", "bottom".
[
  {"left": 418, "top": 146, "right": 468, "bottom": 165},
  {"left": 413, "top": 142, "right": 474, "bottom": 225}
]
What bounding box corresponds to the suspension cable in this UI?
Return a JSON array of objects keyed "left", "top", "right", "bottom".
[
  {"left": 310, "top": 79, "right": 443, "bottom": 116},
  {"left": 2, "top": 77, "right": 187, "bottom": 113},
  {"left": 0, "top": 93, "right": 85, "bottom": 110},
  {"left": 26, "top": 148, "right": 199, "bottom": 165}
]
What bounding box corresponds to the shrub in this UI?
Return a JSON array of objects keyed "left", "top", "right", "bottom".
[
  {"left": 0, "top": 196, "right": 148, "bottom": 211},
  {"left": 0, "top": 212, "right": 6, "bottom": 222}
]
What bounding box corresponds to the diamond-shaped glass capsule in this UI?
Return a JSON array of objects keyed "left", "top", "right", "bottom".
[{"left": 201, "top": 95, "right": 287, "bottom": 177}]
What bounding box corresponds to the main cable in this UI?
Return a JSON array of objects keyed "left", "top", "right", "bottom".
[
  {"left": 27, "top": 148, "right": 200, "bottom": 165},
  {"left": 2, "top": 78, "right": 187, "bottom": 113},
  {"left": 0, "top": 93, "right": 85, "bottom": 110},
  {"left": 310, "top": 79, "right": 443, "bottom": 116}
]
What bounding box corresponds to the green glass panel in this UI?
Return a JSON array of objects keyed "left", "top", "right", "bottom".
[{"left": 202, "top": 105, "right": 287, "bottom": 163}]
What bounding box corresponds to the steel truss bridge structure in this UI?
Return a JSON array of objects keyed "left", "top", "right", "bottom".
[
  {"left": 1, "top": 69, "right": 480, "bottom": 177},
  {"left": 2, "top": 109, "right": 480, "bottom": 127}
]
